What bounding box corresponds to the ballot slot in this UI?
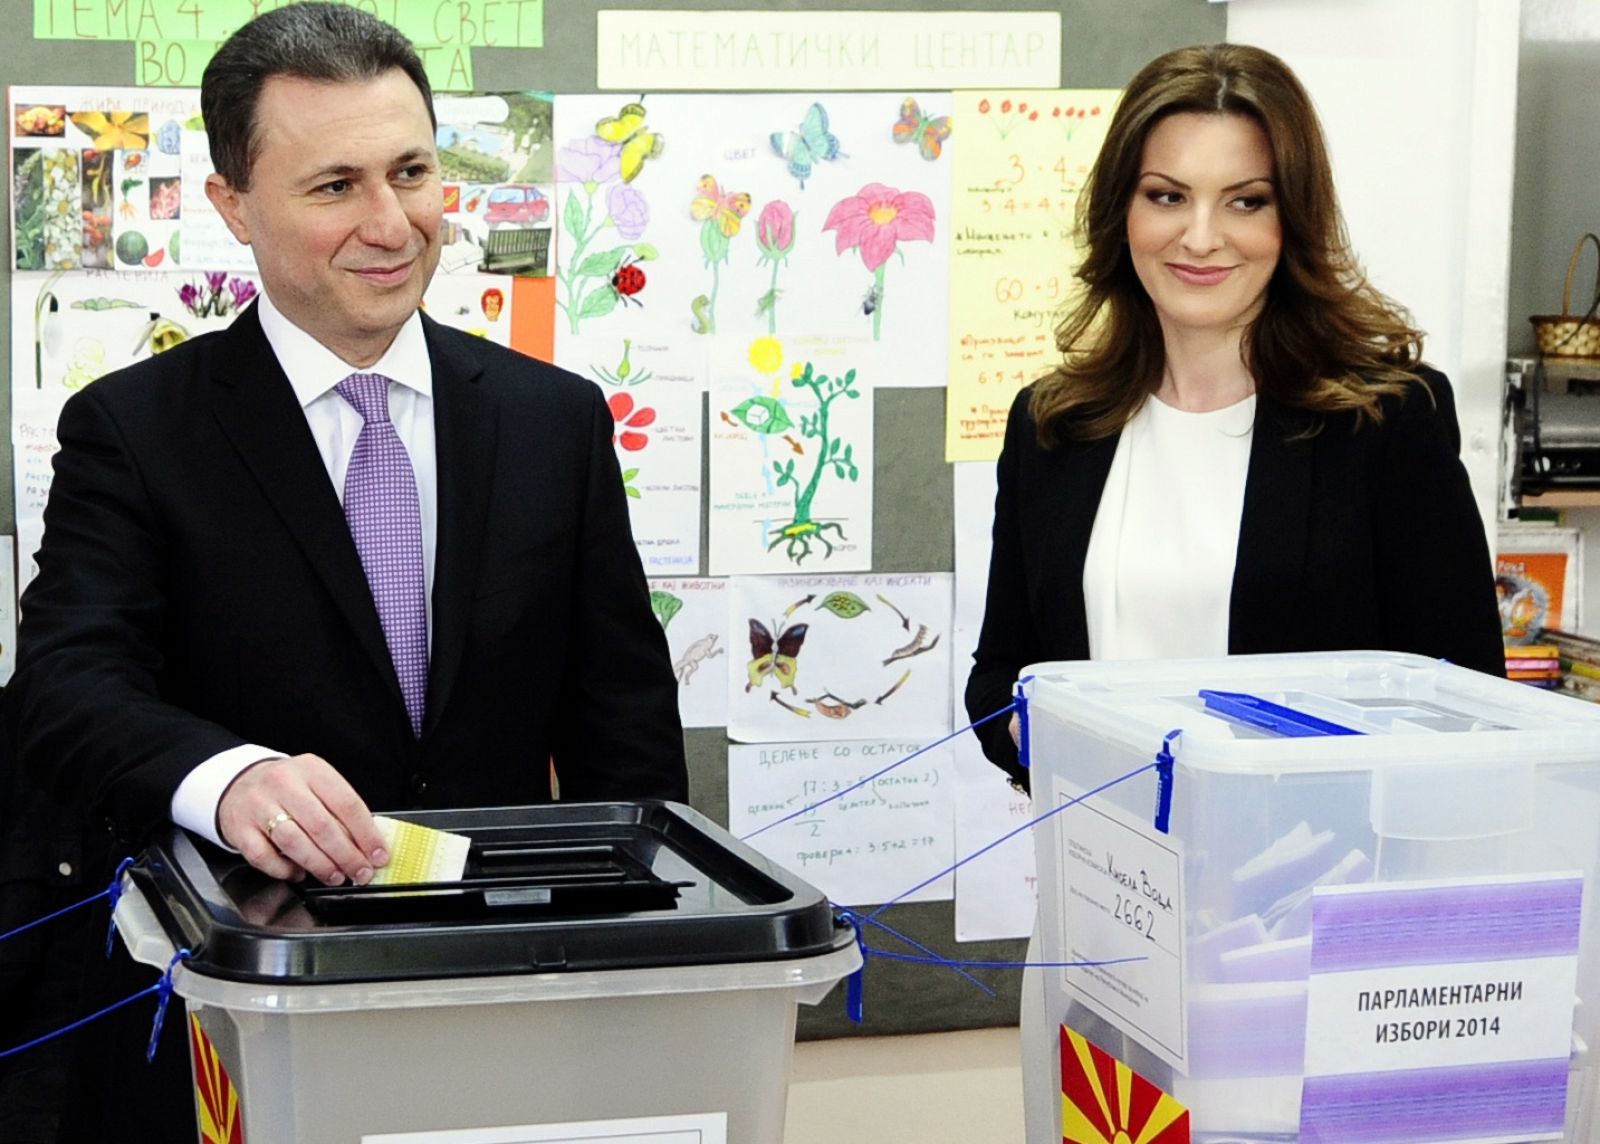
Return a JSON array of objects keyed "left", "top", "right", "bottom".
[{"left": 296, "top": 839, "right": 693, "bottom": 924}]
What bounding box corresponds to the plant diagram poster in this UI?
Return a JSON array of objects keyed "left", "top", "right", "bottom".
[
  {"left": 726, "top": 572, "right": 952, "bottom": 743},
  {"left": 558, "top": 334, "right": 706, "bottom": 576},
  {"left": 550, "top": 92, "right": 952, "bottom": 388},
  {"left": 708, "top": 333, "right": 872, "bottom": 575}
]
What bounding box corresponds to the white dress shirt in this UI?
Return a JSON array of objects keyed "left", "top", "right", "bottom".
[
  {"left": 1083, "top": 393, "right": 1255, "bottom": 660},
  {"left": 170, "top": 292, "right": 438, "bottom": 846}
]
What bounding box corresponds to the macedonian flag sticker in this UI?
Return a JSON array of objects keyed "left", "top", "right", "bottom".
[
  {"left": 191, "top": 1013, "right": 244, "bottom": 1144},
  {"left": 1061, "top": 1025, "right": 1189, "bottom": 1144}
]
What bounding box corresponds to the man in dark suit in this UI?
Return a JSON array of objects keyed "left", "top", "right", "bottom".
[{"left": 3, "top": 5, "right": 685, "bottom": 1138}]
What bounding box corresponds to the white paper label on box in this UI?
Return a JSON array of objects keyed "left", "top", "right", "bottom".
[
  {"left": 362, "top": 1111, "right": 727, "bottom": 1143},
  {"left": 1300, "top": 873, "right": 1582, "bottom": 1143},
  {"left": 1053, "top": 776, "right": 1187, "bottom": 1071}
]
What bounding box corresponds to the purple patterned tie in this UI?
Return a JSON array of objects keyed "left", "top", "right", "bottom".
[{"left": 336, "top": 372, "right": 427, "bottom": 737}]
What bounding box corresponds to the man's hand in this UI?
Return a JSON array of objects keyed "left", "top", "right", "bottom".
[
  {"left": 217, "top": 754, "right": 389, "bottom": 885},
  {"left": 1010, "top": 713, "right": 1021, "bottom": 747}
]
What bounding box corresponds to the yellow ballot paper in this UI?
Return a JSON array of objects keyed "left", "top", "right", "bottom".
[{"left": 369, "top": 815, "right": 472, "bottom": 885}]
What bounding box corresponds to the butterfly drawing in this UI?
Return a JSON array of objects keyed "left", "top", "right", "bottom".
[
  {"left": 690, "top": 175, "right": 752, "bottom": 237},
  {"left": 770, "top": 102, "right": 842, "bottom": 189},
  {"left": 595, "top": 100, "right": 664, "bottom": 183},
  {"left": 892, "top": 98, "right": 952, "bottom": 161},
  {"left": 745, "top": 618, "right": 809, "bottom": 693}
]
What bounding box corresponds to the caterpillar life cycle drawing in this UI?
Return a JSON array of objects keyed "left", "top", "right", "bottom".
[{"left": 726, "top": 572, "right": 953, "bottom": 743}]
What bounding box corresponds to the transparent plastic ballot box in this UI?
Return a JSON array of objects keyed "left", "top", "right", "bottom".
[
  {"left": 115, "top": 800, "right": 860, "bottom": 1144},
  {"left": 1020, "top": 651, "right": 1600, "bottom": 1143}
]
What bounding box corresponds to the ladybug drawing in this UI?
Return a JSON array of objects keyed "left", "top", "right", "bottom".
[{"left": 611, "top": 256, "right": 647, "bottom": 306}]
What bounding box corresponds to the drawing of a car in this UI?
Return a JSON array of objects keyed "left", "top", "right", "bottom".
[{"left": 483, "top": 184, "right": 550, "bottom": 228}]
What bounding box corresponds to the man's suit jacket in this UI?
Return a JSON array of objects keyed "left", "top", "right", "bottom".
[
  {"left": 5, "top": 303, "right": 687, "bottom": 847},
  {"left": 966, "top": 368, "right": 1505, "bottom": 786}
]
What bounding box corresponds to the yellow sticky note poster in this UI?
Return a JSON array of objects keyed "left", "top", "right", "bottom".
[{"left": 944, "top": 90, "right": 1119, "bottom": 462}]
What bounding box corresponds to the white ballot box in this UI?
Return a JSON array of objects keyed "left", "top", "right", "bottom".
[
  {"left": 116, "top": 801, "right": 859, "bottom": 1144},
  {"left": 1022, "top": 652, "right": 1600, "bottom": 1144}
]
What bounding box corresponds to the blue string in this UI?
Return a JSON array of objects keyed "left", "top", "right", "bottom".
[
  {"left": 866, "top": 759, "right": 1162, "bottom": 919},
  {"left": 863, "top": 949, "right": 1149, "bottom": 970},
  {"left": 0, "top": 857, "right": 132, "bottom": 949},
  {"left": 0, "top": 947, "right": 189, "bottom": 1064},
  {"left": 147, "top": 949, "right": 191, "bottom": 1063},
  {"left": 850, "top": 910, "right": 997, "bottom": 998},
  {"left": 738, "top": 703, "right": 1018, "bottom": 842}
]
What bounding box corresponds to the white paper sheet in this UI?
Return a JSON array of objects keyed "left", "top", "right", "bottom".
[
  {"left": 0, "top": 537, "right": 16, "bottom": 684},
  {"left": 647, "top": 577, "right": 729, "bottom": 729},
  {"left": 10, "top": 268, "right": 261, "bottom": 589},
  {"left": 422, "top": 272, "right": 515, "bottom": 346},
  {"left": 951, "top": 458, "right": 1038, "bottom": 940},
  {"left": 707, "top": 333, "right": 872, "bottom": 575},
  {"left": 729, "top": 738, "right": 955, "bottom": 906},
  {"left": 726, "top": 572, "right": 951, "bottom": 743},
  {"left": 552, "top": 92, "right": 951, "bottom": 388},
  {"left": 560, "top": 335, "right": 706, "bottom": 575},
  {"left": 595, "top": 11, "right": 1061, "bottom": 90}
]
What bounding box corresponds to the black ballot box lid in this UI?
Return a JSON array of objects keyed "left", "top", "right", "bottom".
[{"left": 130, "top": 801, "right": 850, "bottom": 985}]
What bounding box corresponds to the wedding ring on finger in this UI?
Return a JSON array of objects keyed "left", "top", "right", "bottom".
[{"left": 263, "top": 810, "right": 294, "bottom": 842}]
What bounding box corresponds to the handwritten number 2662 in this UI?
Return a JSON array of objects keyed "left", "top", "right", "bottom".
[{"left": 1114, "top": 894, "right": 1157, "bottom": 941}]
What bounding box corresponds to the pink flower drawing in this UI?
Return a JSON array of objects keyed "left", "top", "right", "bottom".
[
  {"left": 822, "top": 183, "right": 936, "bottom": 339},
  {"left": 822, "top": 183, "right": 935, "bottom": 273}
]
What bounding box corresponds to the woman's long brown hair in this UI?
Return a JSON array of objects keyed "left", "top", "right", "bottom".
[{"left": 1031, "top": 43, "right": 1424, "bottom": 445}]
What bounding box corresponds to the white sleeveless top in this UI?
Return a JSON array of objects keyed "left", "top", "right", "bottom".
[{"left": 1083, "top": 393, "right": 1256, "bottom": 660}]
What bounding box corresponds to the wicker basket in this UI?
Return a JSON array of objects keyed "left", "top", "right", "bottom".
[{"left": 1531, "top": 233, "right": 1600, "bottom": 358}]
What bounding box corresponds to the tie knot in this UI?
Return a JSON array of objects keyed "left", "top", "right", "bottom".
[{"left": 336, "top": 372, "right": 392, "bottom": 424}]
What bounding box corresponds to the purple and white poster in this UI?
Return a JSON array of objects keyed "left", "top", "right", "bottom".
[{"left": 1300, "top": 873, "right": 1583, "bottom": 1143}]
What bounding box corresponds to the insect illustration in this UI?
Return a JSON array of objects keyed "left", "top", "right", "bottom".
[
  {"left": 745, "top": 618, "right": 809, "bottom": 693},
  {"left": 611, "top": 255, "right": 647, "bottom": 306},
  {"left": 892, "top": 97, "right": 952, "bottom": 161},
  {"left": 690, "top": 175, "right": 751, "bottom": 237},
  {"left": 770, "top": 102, "right": 842, "bottom": 189},
  {"left": 861, "top": 284, "right": 881, "bottom": 316},
  {"left": 595, "top": 100, "right": 664, "bottom": 183}
]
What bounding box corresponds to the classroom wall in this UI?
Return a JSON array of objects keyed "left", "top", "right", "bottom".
[
  {"left": 1227, "top": 0, "right": 1521, "bottom": 534},
  {"left": 0, "top": 0, "right": 1229, "bottom": 1045},
  {"left": 1508, "top": 0, "right": 1600, "bottom": 359}
]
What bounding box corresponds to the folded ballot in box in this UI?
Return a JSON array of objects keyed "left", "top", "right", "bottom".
[
  {"left": 1023, "top": 652, "right": 1600, "bottom": 1143},
  {"left": 115, "top": 801, "right": 859, "bottom": 1144}
]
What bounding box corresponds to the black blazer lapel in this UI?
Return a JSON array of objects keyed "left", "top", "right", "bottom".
[
  {"left": 205, "top": 304, "right": 405, "bottom": 710},
  {"left": 1230, "top": 394, "right": 1312, "bottom": 653},
  {"left": 1038, "top": 430, "right": 1119, "bottom": 659},
  {"left": 422, "top": 317, "right": 495, "bottom": 734}
]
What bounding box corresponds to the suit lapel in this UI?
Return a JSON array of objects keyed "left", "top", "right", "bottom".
[
  {"left": 423, "top": 316, "right": 494, "bottom": 734},
  {"left": 206, "top": 305, "right": 405, "bottom": 711},
  {"left": 1230, "top": 394, "right": 1312, "bottom": 653},
  {"left": 1039, "top": 430, "right": 1119, "bottom": 658}
]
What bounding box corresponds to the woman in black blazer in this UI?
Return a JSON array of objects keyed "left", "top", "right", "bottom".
[
  {"left": 966, "top": 44, "right": 1504, "bottom": 790},
  {"left": 968, "top": 44, "right": 1506, "bottom": 1144}
]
